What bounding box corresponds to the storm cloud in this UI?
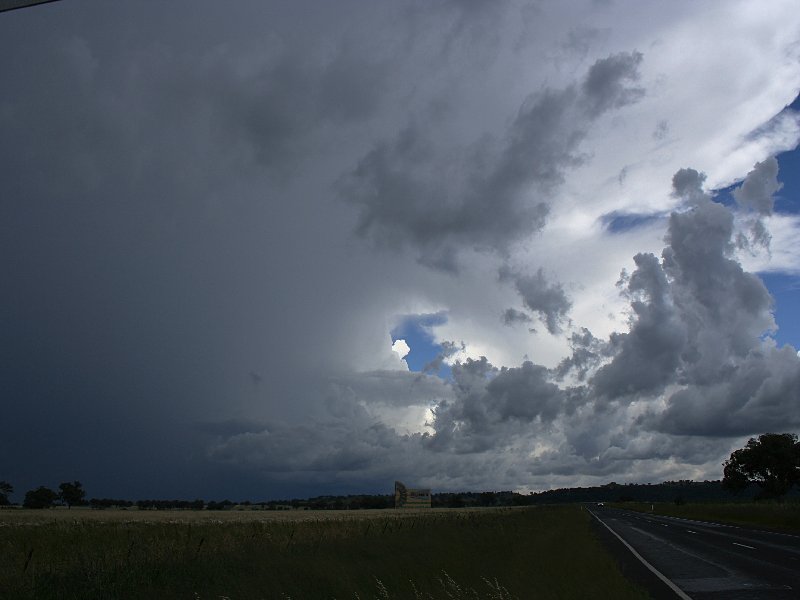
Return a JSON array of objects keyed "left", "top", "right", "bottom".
[
  {"left": 342, "top": 50, "right": 645, "bottom": 270},
  {"left": 2, "top": 0, "right": 800, "bottom": 501},
  {"left": 502, "top": 267, "right": 572, "bottom": 334}
]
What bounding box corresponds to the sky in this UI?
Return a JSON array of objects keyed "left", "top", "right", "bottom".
[{"left": 2, "top": 0, "right": 800, "bottom": 502}]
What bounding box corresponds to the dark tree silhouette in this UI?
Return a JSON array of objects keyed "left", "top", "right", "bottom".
[
  {"left": 723, "top": 433, "right": 800, "bottom": 499},
  {"left": 0, "top": 480, "right": 12, "bottom": 505},
  {"left": 23, "top": 486, "right": 58, "bottom": 509},
  {"left": 58, "top": 481, "right": 87, "bottom": 508}
]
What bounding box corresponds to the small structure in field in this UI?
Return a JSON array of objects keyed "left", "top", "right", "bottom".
[{"left": 395, "top": 481, "right": 431, "bottom": 508}]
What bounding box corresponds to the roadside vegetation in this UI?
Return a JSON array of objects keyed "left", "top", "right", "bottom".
[
  {"left": 0, "top": 505, "right": 647, "bottom": 600},
  {"left": 612, "top": 500, "right": 800, "bottom": 533}
]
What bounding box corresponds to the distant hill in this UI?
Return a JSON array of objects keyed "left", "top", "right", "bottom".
[
  {"left": 72, "top": 480, "right": 797, "bottom": 511},
  {"left": 258, "top": 480, "right": 789, "bottom": 511}
]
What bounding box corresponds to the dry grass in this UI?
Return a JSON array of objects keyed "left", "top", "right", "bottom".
[
  {"left": 1, "top": 505, "right": 648, "bottom": 599},
  {"left": 0, "top": 506, "right": 447, "bottom": 525}
]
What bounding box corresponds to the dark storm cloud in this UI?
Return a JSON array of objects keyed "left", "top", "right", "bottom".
[
  {"left": 580, "top": 51, "right": 644, "bottom": 117},
  {"left": 559, "top": 26, "right": 607, "bottom": 59},
  {"left": 670, "top": 167, "right": 707, "bottom": 202},
  {"left": 501, "top": 267, "right": 572, "bottom": 334},
  {"left": 649, "top": 344, "right": 800, "bottom": 436},
  {"left": 208, "top": 155, "right": 799, "bottom": 481},
  {"left": 342, "top": 51, "right": 646, "bottom": 270},
  {"left": 330, "top": 369, "right": 452, "bottom": 408},
  {"left": 591, "top": 163, "right": 779, "bottom": 406},
  {"left": 4, "top": 0, "right": 799, "bottom": 500},
  {"left": 733, "top": 156, "right": 782, "bottom": 249},
  {"left": 0, "top": 1, "right": 403, "bottom": 500},
  {"left": 426, "top": 358, "right": 566, "bottom": 454},
  {"left": 532, "top": 429, "right": 729, "bottom": 479},
  {"left": 591, "top": 252, "right": 687, "bottom": 399},
  {"left": 422, "top": 340, "right": 463, "bottom": 375},
  {"left": 0, "top": 20, "right": 389, "bottom": 206},
  {"left": 402, "top": 0, "right": 509, "bottom": 63},
  {"left": 433, "top": 159, "right": 798, "bottom": 476},
  {"left": 587, "top": 162, "right": 799, "bottom": 439},
  {"left": 502, "top": 307, "right": 533, "bottom": 326},
  {"left": 135, "top": 159, "right": 800, "bottom": 487},
  {"left": 196, "top": 418, "right": 270, "bottom": 437},
  {"left": 210, "top": 417, "right": 404, "bottom": 475},
  {"left": 555, "top": 328, "right": 608, "bottom": 382},
  {"left": 653, "top": 119, "right": 669, "bottom": 140},
  {"left": 485, "top": 362, "right": 565, "bottom": 422}
]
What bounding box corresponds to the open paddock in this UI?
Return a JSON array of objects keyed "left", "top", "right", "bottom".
[
  {"left": 0, "top": 505, "right": 462, "bottom": 526},
  {"left": 1, "top": 505, "right": 647, "bottom": 599}
]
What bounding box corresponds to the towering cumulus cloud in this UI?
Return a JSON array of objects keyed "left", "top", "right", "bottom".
[
  {"left": 213, "top": 160, "right": 799, "bottom": 488},
  {"left": 643, "top": 166, "right": 798, "bottom": 435}
]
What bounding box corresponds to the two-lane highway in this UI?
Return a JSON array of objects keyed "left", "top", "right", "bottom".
[{"left": 590, "top": 506, "right": 800, "bottom": 599}]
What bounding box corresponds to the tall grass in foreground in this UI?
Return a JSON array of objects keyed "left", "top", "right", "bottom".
[
  {"left": 614, "top": 500, "right": 800, "bottom": 532},
  {"left": 0, "top": 506, "right": 647, "bottom": 599}
]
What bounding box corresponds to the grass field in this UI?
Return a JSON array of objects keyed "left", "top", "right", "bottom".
[
  {"left": 0, "top": 506, "right": 647, "bottom": 599},
  {"left": 612, "top": 500, "right": 800, "bottom": 533}
]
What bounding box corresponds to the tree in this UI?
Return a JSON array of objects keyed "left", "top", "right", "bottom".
[
  {"left": 23, "top": 486, "right": 58, "bottom": 509},
  {"left": 0, "top": 481, "right": 12, "bottom": 505},
  {"left": 58, "top": 481, "right": 86, "bottom": 508},
  {"left": 723, "top": 433, "right": 800, "bottom": 499}
]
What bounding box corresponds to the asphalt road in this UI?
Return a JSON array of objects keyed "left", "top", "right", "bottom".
[{"left": 589, "top": 506, "right": 800, "bottom": 599}]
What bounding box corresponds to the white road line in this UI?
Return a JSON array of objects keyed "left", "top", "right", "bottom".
[
  {"left": 732, "top": 542, "right": 756, "bottom": 550},
  {"left": 686, "top": 530, "right": 697, "bottom": 534},
  {"left": 662, "top": 524, "right": 669, "bottom": 527},
  {"left": 617, "top": 509, "right": 800, "bottom": 540},
  {"left": 589, "top": 510, "right": 693, "bottom": 600}
]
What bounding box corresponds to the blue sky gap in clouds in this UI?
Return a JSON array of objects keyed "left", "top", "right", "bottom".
[
  {"left": 391, "top": 312, "right": 451, "bottom": 377},
  {"left": 761, "top": 272, "right": 800, "bottom": 350}
]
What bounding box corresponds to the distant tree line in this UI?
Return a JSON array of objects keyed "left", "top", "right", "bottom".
[
  {"left": 88, "top": 498, "right": 135, "bottom": 509},
  {"left": 2, "top": 480, "right": 794, "bottom": 511},
  {"left": 135, "top": 499, "right": 205, "bottom": 510},
  {"left": 0, "top": 480, "right": 13, "bottom": 506},
  {"left": 2, "top": 433, "right": 796, "bottom": 510},
  {"left": 5, "top": 481, "right": 89, "bottom": 509}
]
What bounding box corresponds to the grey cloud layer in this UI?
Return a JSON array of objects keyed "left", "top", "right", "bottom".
[
  {"left": 501, "top": 267, "right": 572, "bottom": 334},
  {"left": 734, "top": 156, "right": 782, "bottom": 249},
  {"left": 3, "top": 0, "right": 799, "bottom": 500},
  {"left": 211, "top": 161, "right": 799, "bottom": 485},
  {"left": 342, "top": 51, "right": 644, "bottom": 270}
]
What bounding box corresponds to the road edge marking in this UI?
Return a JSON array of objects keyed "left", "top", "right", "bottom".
[
  {"left": 589, "top": 509, "right": 693, "bottom": 600},
  {"left": 732, "top": 542, "right": 756, "bottom": 550},
  {"left": 614, "top": 508, "right": 800, "bottom": 540}
]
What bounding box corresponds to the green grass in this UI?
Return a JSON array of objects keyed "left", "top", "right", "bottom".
[
  {"left": 0, "top": 506, "right": 647, "bottom": 599},
  {"left": 612, "top": 500, "right": 800, "bottom": 533}
]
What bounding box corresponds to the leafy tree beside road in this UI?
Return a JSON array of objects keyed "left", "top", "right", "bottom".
[
  {"left": 723, "top": 433, "right": 800, "bottom": 499},
  {"left": 0, "top": 480, "right": 12, "bottom": 505},
  {"left": 23, "top": 486, "right": 59, "bottom": 509},
  {"left": 58, "top": 481, "right": 86, "bottom": 508}
]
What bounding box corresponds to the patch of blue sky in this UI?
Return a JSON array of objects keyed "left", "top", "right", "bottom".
[
  {"left": 709, "top": 94, "right": 800, "bottom": 351},
  {"left": 761, "top": 272, "right": 800, "bottom": 350},
  {"left": 601, "top": 211, "right": 664, "bottom": 234},
  {"left": 391, "top": 312, "right": 452, "bottom": 378},
  {"left": 711, "top": 181, "right": 737, "bottom": 209},
  {"left": 761, "top": 96, "right": 800, "bottom": 349},
  {"left": 774, "top": 147, "right": 800, "bottom": 216},
  {"left": 715, "top": 94, "right": 800, "bottom": 211}
]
